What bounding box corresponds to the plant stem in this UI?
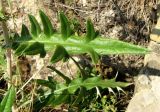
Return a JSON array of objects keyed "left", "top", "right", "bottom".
[
  {"left": 70, "top": 56, "right": 86, "bottom": 79},
  {"left": 0, "top": 0, "right": 12, "bottom": 88}
]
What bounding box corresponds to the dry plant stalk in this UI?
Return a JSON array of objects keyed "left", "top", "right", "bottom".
[{"left": 0, "top": 0, "right": 12, "bottom": 88}]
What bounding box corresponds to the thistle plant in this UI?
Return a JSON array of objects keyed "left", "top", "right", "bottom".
[{"left": 1, "top": 9, "right": 149, "bottom": 111}]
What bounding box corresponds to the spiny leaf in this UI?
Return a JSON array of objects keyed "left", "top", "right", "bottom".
[
  {"left": 59, "top": 12, "right": 73, "bottom": 40},
  {"left": 28, "top": 14, "right": 41, "bottom": 37},
  {"left": 14, "top": 11, "right": 149, "bottom": 63},
  {"left": 15, "top": 34, "right": 149, "bottom": 62},
  {"left": 51, "top": 45, "right": 69, "bottom": 63},
  {"left": 37, "top": 77, "right": 130, "bottom": 107},
  {"left": 52, "top": 77, "right": 130, "bottom": 94},
  {"left": 0, "top": 86, "right": 16, "bottom": 112},
  {"left": 39, "top": 10, "right": 54, "bottom": 37}
]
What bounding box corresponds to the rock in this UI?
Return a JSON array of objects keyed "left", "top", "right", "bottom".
[{"left": 126, "top": 41, "right": 160, "bottom": 112}]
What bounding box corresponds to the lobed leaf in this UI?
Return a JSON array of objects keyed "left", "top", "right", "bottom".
[
  {"left": 52, "top": 77, "right": 131, "bottom": 94},
  {"left": 14, "top": 10, "right": 149, "bottom": 62},
  {"left": 36, "top": 76, "right": 130, "bottom": 107}
]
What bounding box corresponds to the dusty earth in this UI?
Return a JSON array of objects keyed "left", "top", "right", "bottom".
[{"left": 0, "top": 0, "right": 159, "bottom": 111}]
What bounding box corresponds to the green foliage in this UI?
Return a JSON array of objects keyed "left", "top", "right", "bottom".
[
  {"left": 21, "top": 24, "right": 30, "bottom": 39},
  {"left": 39, "top": 10, "right": 55, "bottom": 37},
  {"left": 60, "top": 12, "right": 73, "bottom": 40},
  {"left": 28, "top": 14, "right": 41, "bottom": 37},
  {"left": 86, "top": 19, "right": 99, "bottom": 42},
  {"left": 10, "top": 10, "right": 149, "bottom": 111},
  {"left": 50, "top": 45, "right": 69, "bottom": 63},
  {"left": 15, "top": 42, "right": 46, "bottom": 58},
  {"left": 13, "top": 11, "right": 149, "bottom": 64},
  {"left": 101, "top": 95, "right": 117, "bottom": 112},
  {"left": 58, "top": 77, "right": 129, "bottom": 94},
  {"left": 0, "top": 86, "right": 16, "bottom": 112},
  {"left": 34, "top": 76, "right": 130, "bottom": 110}
]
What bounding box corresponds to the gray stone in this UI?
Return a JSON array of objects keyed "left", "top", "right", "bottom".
[{"left": 126, "top": 41, "right": 160, "bottom": 112}]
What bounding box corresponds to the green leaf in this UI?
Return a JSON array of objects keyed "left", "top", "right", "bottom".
[
  {"left": 87, "top": 48, "right": 99, "bottom": 64},
  {"left": 0, "top": 86, "right": 16, "bottom": 112},
  {"left": 67, "top": 78, "right": 83, "bottom": 93},
  {"left": 13, "top": 12, "right": 149, "bottom": 63},
  {"left": 36, "top": 77, "right": 130, "bottom": 107},
  {"left": 15, "top": 43, "right": 28, "bottom": 56},
  {"left": 53, "top": 77, "right": 131, "bottom": 94},
  {"left": 12, "top": 33, "right": 20, "bottom": 50},
  {"left": 59, "top": 12, "right": 73, "bottom": 40},
  {"left": 50, "top": 45, "right": 69, "bottom": 63},
  {"left": 73, "top": 87, "right": 86, "bottom": 105},
  {"left": 24, "top": 42, "right": 46, "bottom": 58},
  {"left": 49, "top": 90, "right": 70, "bottom": 107},
  {"left": 21, "top": 24, "right": 31, "bottom": 38},
  {"left": 0, "top": 91, "right": 10, "bottom": 111},
  {"left": 36, "top": 79, "right": 56, "bottom": 90},
  {"left": 55, "top": 83, "right": 68, "bottom": 94},
  {"left": 48, "top": 76, "right": 55, "bottom": 85},
  {"left": 86, "top": 19, "right": 99, "bottom": 42},
  {"left": 39, "top": 10, "right": 54, "bottom": 37},
  {"left": 47, "top": 66, "right": 71, "bottom": 84},
  {"left": 13, "top": 25, "right": 31, "bottom": 51},
  {"left": 28, "top": 14, "right": 41, "bottom": 37},
  {"left": 33, "top": 94, "right": 52, "bottom": 112},
  {"left": 15, "top": 42, "right": 46, "bottom": 58}
]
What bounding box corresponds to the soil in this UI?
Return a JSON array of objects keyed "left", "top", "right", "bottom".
[{"left": 0, "top": 0, "right": 158, "bottom": 111}]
